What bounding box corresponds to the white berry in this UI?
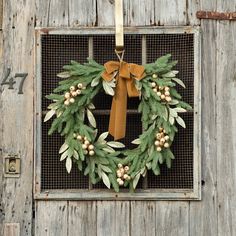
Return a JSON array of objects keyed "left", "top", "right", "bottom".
[
  {"left": 88, "top": 144, "right": 94, "bottom": 150},
  {"left": 153, "top": 88, "right": 157, "bottom": 93},
  {"left": 152, "top": 74, "right": 158, "bottom": 79},
  {"left": 69, "top": 98, "right": 75, "bottom": 103},
  {"left": 123, "top": 174, "right": 129, "bottom": 180},
  {"left": 156, "top": 133, "right": 161, "bottom": 139},
  {"left": 161, "top": 94, "right": 166, "bottom": 100},
  {"left": 89, "top": 150, "right": 95, "bottom": 156},
  {"left": 164, "top": 135, "right": 169, "bottom": 141},
  {"left": 118, "top": 180, "right": 124, "bottom": 186},
  {"left": 84, "top": 140, "right": 90, "bottom": 146},
  {"left": 77, "top": 135, "right": 82, "bottom": 140},
  {"left": 83, "top": 150, "right": 88, "bottom": 155},
  {"left": 165, "top": 87, "right": 170, "bottom": 91},
  {"left": 160, "top": 138, "right": 165, "bottom": 143},
  {"left": 156, "top": 92, "right": 161, "bottom": 97},
  {"left": 64, "top": 100, "right": 70, "bottom": 106},
  {"left": 165, "top": 91, "right": 170, "bottom": 96},
  {"left": 64, "top": 92, "right": 70, "bottom": 99},
  {"left": 124, "top": 166, "right": 129, "bottom": 172},
  {"left": 154, "top": 140, "right": 160, "bottom": 146},
  {"left": 82, "top": 144, "right": 87, "bottom": 149},
  {"left": 151, "top": 82, "right": 156, "bottom": 88},
  {"left": 166, "top": 96, "right": 172, "bottom": 102},
  {"left": 164, "top": 143, "right": 170, "bottom": 148},
  {"left": 117, "top": 178, "right": 122, "bottom": 182},
  {"left": 77, "top": 83, "right": 83, "bottom": 89},
  {"left": 118, "top": 163, "right": 123, "bottom": 168},
  {"left": 76, "top": 89, "right": 81, "bottom": 95},
  {"left": 156, "top": 147, "right": 162, "bottom": 152},
  {"left": 117, "top": 172, "right": 122, "bottom": 178},
  {"left": 70, "top": 86, "right": 75, "bottom": 91},
  {"left": 159, "top": 86, "right": 164, "bottom": 90},
  {"left": 71, "top": 91, "right": 77, "bottom": 97}
]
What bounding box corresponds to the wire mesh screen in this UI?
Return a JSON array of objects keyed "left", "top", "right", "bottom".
[{"left": 41, "top": 33, "right": 194, "bottom": 190}]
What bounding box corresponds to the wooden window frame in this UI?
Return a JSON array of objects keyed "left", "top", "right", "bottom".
[{"left": 34, "top": 26, "right": 201, "bottom": 200}]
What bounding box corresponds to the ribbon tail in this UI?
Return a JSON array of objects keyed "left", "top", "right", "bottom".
[{"left": 109, "top": 76, "right": 127, "bottom": 140}]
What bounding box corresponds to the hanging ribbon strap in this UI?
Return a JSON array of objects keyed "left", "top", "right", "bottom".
[
  {"left": 102, "top": 61, "right": 146, "bottom": 140},
  {"left": 115, "top": 0, "right": 124, "bottom": 52}
]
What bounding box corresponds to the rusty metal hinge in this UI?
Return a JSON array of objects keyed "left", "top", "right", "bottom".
[{"left": 196, "top": 11, "right": 236, "bottom": 21}]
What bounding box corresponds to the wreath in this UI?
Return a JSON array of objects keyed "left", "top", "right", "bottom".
[{"left": 44, "top": 54, "right": 192, "bottom": 192}]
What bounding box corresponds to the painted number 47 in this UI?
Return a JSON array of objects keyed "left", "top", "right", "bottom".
[{"left": 1, "top": 68, "right": 28, "bottom": 94}]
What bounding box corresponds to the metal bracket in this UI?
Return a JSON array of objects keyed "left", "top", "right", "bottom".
[
  {"left": 4, "top": 154, "right": 21, "bottom": 178},
  {"left": 196, "top": 11, "right": 236, "bottom": 21}
]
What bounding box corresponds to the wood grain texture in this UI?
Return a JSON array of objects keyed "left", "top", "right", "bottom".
[
  {"left": 155, "top": 202, "right": 189, "bottom": 236},
  {"left": 189, "top": 20, "right": 218, "bottom": 236},
  {"left": 68, "top": 201, "right": 97, "bottom": 236},
  {"left": 0, "top": 0, "right": 34, "bottom": 235},
  {"left": 123, "top": 0, "right": 155, "bottom": 26},
  {"left": 130, "top": 201, "right": 156, "bottom": 236},
  {"left": 36, "top": 0, "right": 69, "bottom": 27},
  {"left": 69, "top": 0, "right": 97, "bottom": 26},
  {"left": 97, "top": 0, "right": 115, "bottom": 26},
  {"left": 216, "top": 0, "right": 236, "bottom": 234},
  {"left": 0, "top": 0, "right": 2, "bottom": 28},
  {"left": 35, "top": 201, "right": 68, "bottom": 236},
  {"left": 154, "top": 0, "right": 186, "bottom": 25},
  {"left": 3, "top": 223, "right": 20, "bottom": 236},
  {"left": 97, "top": 201, "right": 130, "bottom": 236},
  {"left": 187, "top": 0, "right": 200, "bottom": 25}
]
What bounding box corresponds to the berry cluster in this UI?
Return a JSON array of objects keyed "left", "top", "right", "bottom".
[
  {"left": 151, "top": 81, "right": 172, "bottom": 103},
  {"left": 64, "top": 83, "right": 86, "bottom": 106},
  {"left": 116, "top": 163, "right": 131, "bottom": 186},
  {"left": 155, "top": 128, "right": 170, "bottom": 152},
  {"left": 74, "top": 134, "right": 95, "bottom": 156}
]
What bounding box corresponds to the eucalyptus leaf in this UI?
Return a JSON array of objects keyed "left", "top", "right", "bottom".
[
  {"left": 169, "top": 116, "right": 175, "bottom": 125},
  {"left": 101, "top": 172, "right": 111, "bottom": 189},
  {"left": 131, "top": 138, "right": 141, "bottom": 145},
  {"left": 103, "top": 81, "right": 115, "bottom": 96},
  {"left": 60, "top": 150, "right": 68, "bottom": 161},
  {"left": 87, "top": 109, "right": 96, "bottom": 128},
  {"left": 169, "top": 108, "right": 178, "bottom": 118},
  {"left": 102, "top": 147, "right": 115, "bottom": 153},
  {"left": 100, "top": 165, "right": 112, "bottom": 173},
  {"left": 172, "top": 78, "right": 186, "bottom": 88},
  {"left": 174, "top": 107, "right": 187, "bottom": 113},
  {"left": 59, "top": 143, "right": 69, "bottom": 154},
  {"left": 57, "top": 71, "right": 71, "bottom": 78},
  {"left": 97, "top": 131, "right": 109, "bottom": 143},
  {"left": 176, "top": 116, "right": 186, "bottom": 128},
  {"left": 133, "top": 173, "right": 141, "bottom": 189},
  {"left": 107, "top": 141, "right": 125, "bottom": 148},
  {"left": 44, "top": 109, "right": 56, "bottom": 122},
  {"left": 66, "top": 157, "right": 72, "bottom": 173},
  {"left": 73, "top": 150, "right": 79, "bottom": 160},
  {"left": 91, "top": 76, "right": 100, "bottom": 87}
]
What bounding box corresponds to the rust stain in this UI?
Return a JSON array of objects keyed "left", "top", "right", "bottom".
[{"left": 196, "top": 11, "right": 236, "bottom": 21}]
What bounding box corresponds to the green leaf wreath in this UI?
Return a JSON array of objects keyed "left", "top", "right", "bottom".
[{"left": 44, "top": 54, "right": 192, "bottom": 192}]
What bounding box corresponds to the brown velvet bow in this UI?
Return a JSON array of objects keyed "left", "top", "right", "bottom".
[{"left": 102, "top": 61, "right": 146, "bottom": 140}]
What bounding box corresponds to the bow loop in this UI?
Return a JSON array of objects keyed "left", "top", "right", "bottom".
[{"left": 101, "top": 60, "right": 146, "bottom": 140}]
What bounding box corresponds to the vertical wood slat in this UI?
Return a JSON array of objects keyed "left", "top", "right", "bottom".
[
  {"left": 189, "top": 20, "right": 218, "bottom": 236},
  {"left": 35, "top": 201, "right": 68, "bottom": 236},
  {"left": 97, "top": 201, "right": 130, "bottom": 236},
  {"left": 216, "top": 1, "right": 236, "bottom": 235},
  {"left": 0, "top": 0, "right": 2, "bottom": 28},
  {"left": 3, "top": 223, "right": 20, "bottom": 236},
  {"left": 186, "top": 0, "right": 200, "bottom": 25},
  {"left": 69, "top": 0, "right": 96, "bottom": 26},
  {"left": 68, "top": 201, "right": 97, "bottom": 236},
  {"left": 36, "top": 0, "right": 69, "bottom": 27},
  {"left": 130, "top": 201, "right": 156, "bottom": 236},
  {"left": 0, "top": 0, "right": 34, "bottom": 235},
  {"left": 154, "top": 0, "right": 187, "bottom": 26}
]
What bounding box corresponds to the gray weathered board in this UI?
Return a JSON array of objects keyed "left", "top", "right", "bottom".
[{"left": 1, "top": 0, "right": 236, "bottom": 236}]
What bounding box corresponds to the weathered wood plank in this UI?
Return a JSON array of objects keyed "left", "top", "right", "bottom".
[
  {"left": 130, "top": 201, "right": 156, "bottom": 236},
  {"left": 155, "top": 202, "right": 189, "bottom": 236},
  {"left": 3, "top": 223, "right": 20, "bottom": 236},
  {"left": 187, "top": 0, "right": 200, "bottom": 25},
  {"left": 68, "top": 0, "right": 97, "bottom": 26},
  {"left": 97, "top": 0, "right": 115, "bottom": 26},
  {"left": 0, "top": 0, "right": 2, "bottom": 28},
  {"left": 189, "top": 20, "right": 218, "bottom": 236},
  {"left": 123, "top": 0, "right": 155, "bottom": 26},
  {"left": 36, "top": 0, "right": 69, "bottom": 27},
  {"left": 68, "top": 201, "right": 97, "bottom": 236},
  {"left": 35, "top": 201, "right": 68, "bottom": 236},
  {"left": 216, "top": 0, "right": 236, "bottom": 234},
  {"left": 0, "top": 0, "right": 34, "bottom": 235},
  {"left": 97, "top": 201, "right": 130, "bottom": 236},
  {"left": 154, "top": 0, "right": 186, "bottom": 25}
]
